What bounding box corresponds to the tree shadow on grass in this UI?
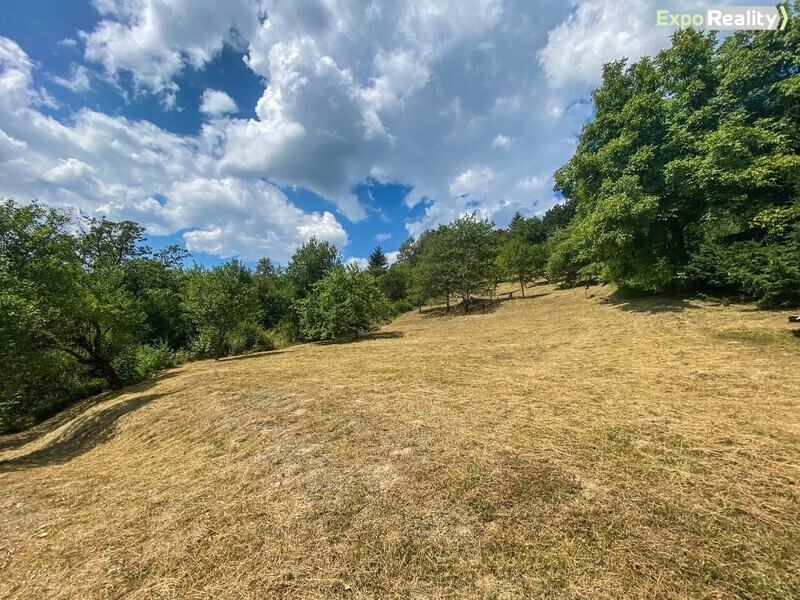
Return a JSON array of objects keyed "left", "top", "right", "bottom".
[
  {"left": 421, "top": 298, "right": 501, "bottom": 319},
  {"left": 421, "top": 292, "right": 550, "bottom": 319},
  {"left": 217, "top": 349, "right": 291, "bottom": 362},
  {"left": 519, "top": 291, "right": 551, "bottom": 300},
  {"left": 0, "top": 386, "right": 179, "bottom": 472},
  {"left": 317, "top": 331, "right": 405, "bottom": 345},
  {"left": 0, "top": 372, "right": 179, "bottom": 454},
  {"left": 601, "top": 291, "right": 700, "bottom": 314}
]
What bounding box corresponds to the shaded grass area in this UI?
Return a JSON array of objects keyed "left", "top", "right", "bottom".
[{"left": 1, "top": 282, "right": 799, "bottom": 598}]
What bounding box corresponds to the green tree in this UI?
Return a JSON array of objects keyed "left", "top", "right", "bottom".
[
  {"left": 413, "top": 226, "right": 458, "bottom": 310},
  {"left": 508, "top": 212, "right": 548, "bottom": 245},
  {"left": 286, "top": 237, "right": 341, "bottom": 298},
  {"left": 411, "top": 214, "right": 496, "bottom": 312},
  {"left": 496, "top": 238, "right": 537, "bottom": 297},
  {"left": 253, "top": 257, "right": 292, "bottom": 329},
  {"left": 367, "top": 245, "right": 389, "bottom": 275},
  {"left": 1, "top": 200, "right": 85, "bottom": 429},
  {"left": 122, "top": 245, "right": 192, "bottom": 349},
  {"left": 380, "top": 262, "right": 410, "bottom": 302},
  {"left": 79, "top": 217, "right": 149, "bottom": 269},
  {"left": 542, "top": 200, "right": 576, "bottom": 236},
  {"left": 551, "top": 14, "right": 800, "bottom": 304},
  {"left": 530, "top": 243, "right": 550, "bottom": 281},
  {"left": 295, "top": 264, "right": 391, "bottom": 340},
  {"left": 183, "top": 260, "right": 259, "bottom": 359},
  {"left": 545, "top": 226, "right": 589, "bottom": 286},
  {"left": 447, "top": 213, "right": 497, "bottom": 312},
  {"left": 0, "top": 201, "right": 145, "bottom": 392}
]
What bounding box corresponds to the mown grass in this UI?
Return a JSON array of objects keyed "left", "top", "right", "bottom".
[{"left": 1, "top": 282, "right": 799, "bottom": 598}]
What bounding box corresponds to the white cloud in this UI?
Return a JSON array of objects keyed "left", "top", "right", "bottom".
[
  {"left": 449, "top": 166, "right": 495, "bottom": 198},
  {"left": 52, "top": 64, "right": 92, "bottom": 93},
  {"left": 0, "top": 36, "right": 53, "bottom": 112},
  {"left": 375, "top": 232, "right": 392, "bottom": 241},
  {"left": 161, "top": 178, "right": 347, "bottom": 260},
  {"left": 199, "top": 89, "right": 238, "bottom": 117},
  {"left": 54, "top": 1, "right": 579, "bottom": 231},
  {"left": 538, "top": 0, "right": 700, "bottom": 90},
  {"left": 346, "top": 256, "right": 369, "bottom": 270},
  {"left": 491, "top": 134, "right": 511, "bottom": 149},
  {"left": 2, "top": 1, "right": 700, "bottom": 258},
  {"left": 81, "top": 0, "right": 264, "bottom": 102},
  {"left": 0, "top": 36, "right": 347, "bottom": 263},
  {"left": 41, "top": 157, "right": 97, "bottom": 184}
]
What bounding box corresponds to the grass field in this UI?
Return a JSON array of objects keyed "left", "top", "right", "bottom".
[{"left": 2, "top": 282, "right": 799, "bottom": 598}]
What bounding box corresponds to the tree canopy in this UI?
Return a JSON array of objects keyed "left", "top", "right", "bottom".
[
  {"left": 551, "top": 18, "right": 800, "bottom": 305},
  {"left": 295, "top": 264, "right": 391, "bottom": 340}
]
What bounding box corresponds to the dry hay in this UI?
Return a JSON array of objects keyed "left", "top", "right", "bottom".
[{"left": 1, "top": 282, "right": 799, "bottom": 598}]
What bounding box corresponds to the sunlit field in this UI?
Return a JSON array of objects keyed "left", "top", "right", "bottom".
[{"left": 2, "top": 282, "right": 799, "bottom": 598}]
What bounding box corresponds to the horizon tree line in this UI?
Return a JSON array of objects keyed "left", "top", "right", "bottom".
[{"left": 3, "top": 16, "right": 799, "bottom": 430}]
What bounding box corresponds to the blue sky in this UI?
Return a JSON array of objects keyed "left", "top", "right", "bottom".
[{"left": 0, "top": 0, "right": 770, "bottom": 267}]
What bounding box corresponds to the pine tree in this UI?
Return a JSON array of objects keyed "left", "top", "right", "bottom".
[{"left": 368, "top": 245, "right": 389, "bottom": 274}]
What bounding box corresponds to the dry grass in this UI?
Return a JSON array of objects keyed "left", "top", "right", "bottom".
[{"left": 1, "top": 282, "right": 799, "bottom": 598}]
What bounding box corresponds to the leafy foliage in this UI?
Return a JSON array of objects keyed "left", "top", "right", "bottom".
[
  {"left": 295, "top": 264, "right": 391, "bottom": 340},
  {"left": 551, "top": 15, "right": 800, "bottom": 305},
  {"left": 496, "top": 238, "right": 538, "bottom": 297},
  {"left": 286, "top": 237, "right": 341, "bottom": 299},
  {"left": 182, "top": 261, "right": 259, "bottom": 359}
]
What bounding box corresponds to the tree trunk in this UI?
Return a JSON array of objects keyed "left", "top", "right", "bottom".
[
  {"left": 95, "top": 357, "right": 124, "bottom": 390},
  {"left": 214, "top": 328, "right": 227, "bottom": 360},
  {"left": 64, "top": 341, "right": 125, "bottom": 390},
  {"left": 519, "top": 277, "right": 525, "bottom": 298}
]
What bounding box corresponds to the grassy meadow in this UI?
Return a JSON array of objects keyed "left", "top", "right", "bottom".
[{"left": 1, "top": 282, "right": 799, "bottom": 598}]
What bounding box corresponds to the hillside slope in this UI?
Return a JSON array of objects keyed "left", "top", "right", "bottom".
[{"left": 2, "top": 283, "right": 799, "bottom": 598}]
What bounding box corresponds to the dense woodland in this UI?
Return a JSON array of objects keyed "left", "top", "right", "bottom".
[{"left": 1, "top": 19, "right": 799, "bottom": 432}]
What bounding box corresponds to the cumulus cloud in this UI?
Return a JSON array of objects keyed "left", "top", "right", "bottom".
[
  {"left": 52, "top": 64, "right": 92, "bottom": 93},
  {"left": 538, "top": 0, "right": 707, "bottom": 90},
  {"left": 160, "top": 178, "right": 347, "bottom": 260},
  {"left": 0, "top": 36, "right": 54, "bottom": 112},
  {"left": 491, "top": 134, "right": 511, "bottom": 149},
  {"left": 199, "top": 89, "right": 238, "bottom": 117},
  {"left": 0, "top": 36, "right": 347, "bottom": 263},
  {"left": 81, "top": 0, "right": 264, "bottom": 103},
  {"left": 1, "top": 1, "right": 700, "bottom": 258},
  {"left": 346, "top": 256, "right": 369, "bottom": 270},
  {"left": 449, "top": 166, "right": 495, "bottom": 198}
]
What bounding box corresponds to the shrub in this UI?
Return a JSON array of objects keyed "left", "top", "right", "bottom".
[
  {"left": 296, "top": 264, "right": 391, "bottom": 340},
  {"left": 113, "top": 341, "right": 175, "bottom": 385},
  {"left": 228, "top": 323, "right": 276, "bottom": 355},
  {"left": 392, "top": 299, "right": 414, "bottom": 314},
  {"left": 136, "top": 341, "right": 176, "bottom": 378},
  {"left": 0, "top": 354, "right": 105, "bottom": 433},
  {"left": 265, "top": 325, "right": 293, "bottom": 350}
]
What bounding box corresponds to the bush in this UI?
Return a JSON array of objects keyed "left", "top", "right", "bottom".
[
  {"left": 0, "top": 353, "right": 106, "bottom": 433},
  {"left": 296, "top": 264, "right": 391, "bottom": 340},
  {"left": 265, "top": 325, "right": 293, "bottom": 350},
  {"left": 113, "top": 341, "right": 176, "bottom": 385},
  {"left": 228, "top": 323, "right": 275, "bottom": 355},
  {"left": 392, "top": 299, "right": 414, "bottom": 314},
  {"left": 137, "top": 341, "right": 176, "bottom": 378}
]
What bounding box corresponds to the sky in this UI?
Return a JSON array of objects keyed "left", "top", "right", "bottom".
[{"left": 0, "top": 0, "right": 772, "bottom": 267}]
